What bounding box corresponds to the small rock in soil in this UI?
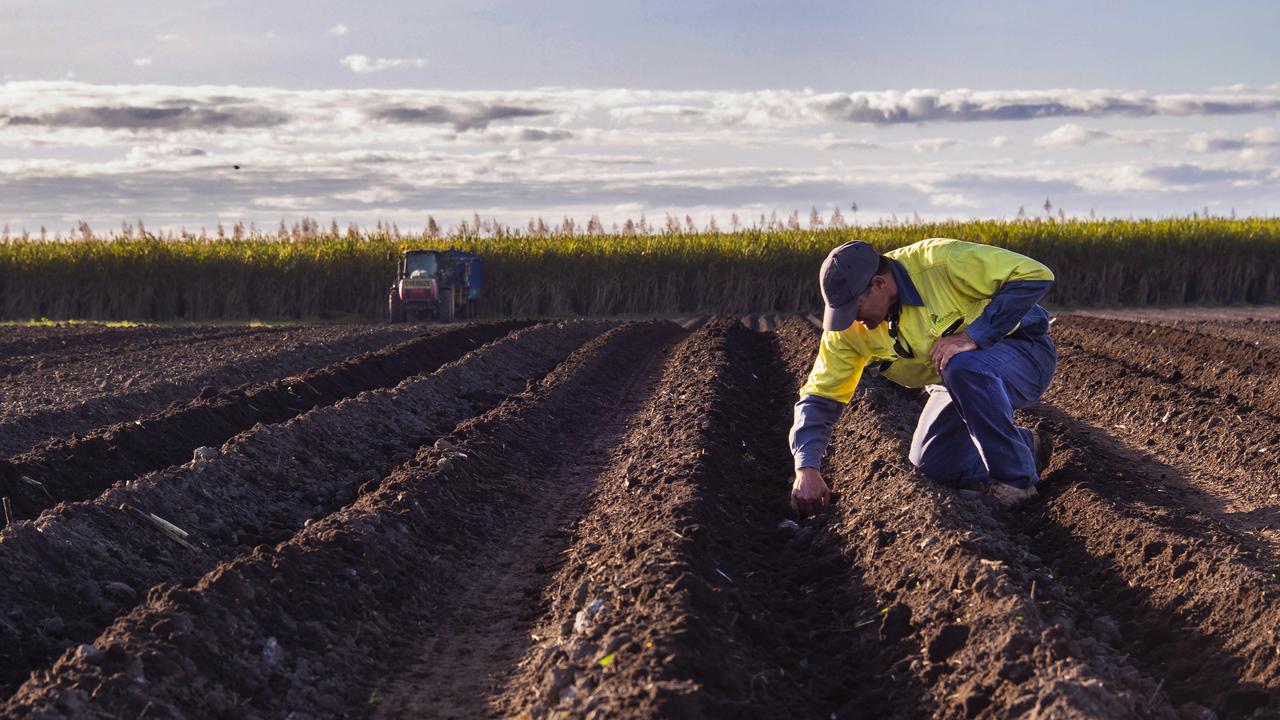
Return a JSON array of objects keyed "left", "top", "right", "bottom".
[
  {"left": 542, "top": 665, "right": 575, "bottom": 703},
  {"left": 73, "top": 644, "right": 104, "bottom": 664},
  {"left": 1176, "top": 703, "right": 1219, "bottom": 720},
  {"left": 792, "top": 526, "right": 817, "bottom": 544},
  {"left": 927, "top": 623, "right": 970, "bottom": 663},
  {"left": 262, "top": 637, "right": 283, "bottom": 668},
  {"left": 103, "top": 581, "right": 136, "bottom": 602},
  {"left": 1091, "top": 615, "right": 1122, "bottom": 645},
  {"left": 573, "top": 598, "right": 607, "bottom": 634},
  {"left": 879, "top": 602, "right": 912, "bottom": 643}
]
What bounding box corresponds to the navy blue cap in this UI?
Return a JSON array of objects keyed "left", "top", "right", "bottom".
[{"left": 820, "top": 241, "right": 880, "bottom": 331}]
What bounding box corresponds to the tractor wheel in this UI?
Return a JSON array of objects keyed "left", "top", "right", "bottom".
[
  {"left": 388, "top": 290, "right": 405, "bottom": 323},
  {"left": 440, "top": 289, "right": 456, "bottom": 323}
]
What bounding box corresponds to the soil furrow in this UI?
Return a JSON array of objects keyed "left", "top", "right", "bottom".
[
  {"left": 1054, "top": 315, "right": 1280, "bottom": 413},
  {"left": 500, "top": 318, "right": 924, "bottom": 719},
  {"left": 1068, "top": 311, "right": 1280, "bottom": 353},
  {"left": 372, "top": 321, "right": 683, "bottom": 718},
  {"left": 0, "top": 325, "right": 268, "bottom": 366},
  {"left": 1028, "top": 401, "right": 1280, "bottom": 564},
  {"left": 0, "top": 321, "right": 529, "bottom": 519},
  {"left": 0, "top": 321, "right": 606, "bottom": 700},
  {"left": 1045, "top": 326, "right": 1280, "bottom": 524},
  {"left": 1008, "top": 410, "right": 1280, "bottom": 720},
  {"left": 2, "top": 321, "right": 680, "bottom": 719},
  {"left": 770, "top": 319, "right": 1178, "bottom": 719},
  {"left": 0, "top": 324, "right": 430, "bottom": 457}
]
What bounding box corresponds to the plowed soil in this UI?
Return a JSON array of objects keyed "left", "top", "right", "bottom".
[
  {"left": 2, "top": 314, "right": 1278, "bottom": 719},
  {"left": 0, "top": 321, "right": 529, "bottom": 520},
  {"left": 0, "top": 323, "right": 432, "bottom": 457}
]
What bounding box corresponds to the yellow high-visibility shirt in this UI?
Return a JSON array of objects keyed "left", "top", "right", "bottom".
[{"left": 799, "top": 238, "right": 1054, "bottom": 400}]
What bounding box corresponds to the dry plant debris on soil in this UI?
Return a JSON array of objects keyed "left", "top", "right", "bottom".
[{"left": 0, "top": 314, "right": 1277, "bottom": 719}]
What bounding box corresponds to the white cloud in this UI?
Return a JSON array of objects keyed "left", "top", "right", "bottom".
[
  {"left": 125, "top": 145, "right": 208, "bottom": 164},
  {"left": 1034, "top": 123, "right": 1111, "bottom": 147},
  {"left": 340, "top": 55, "right": 428, "bottom": 74},
  {"left": 1187, "top": 131, "right": 1236, "bottom": 153},
  {"left": 154, "top": 33, "right": 187, "bottom": 44},
  {"left": 328, "top": 24, "right": 351, "bottom": 36},
  {"left": 800, "top": 88, "right": 1280, "bottom": 127},
  {"left": 609, "top": 105, "right": 706, "bottom": 123},
  {"left": 1187, "top": 127, "right": 1280, "bottom": 153},
  {"left": 2, "top": 80, "right": 1279, "bottom": 230},
  {"left": 476, "top": 126, "right": 574, "bottom": 143},
  {"left": 816, "top": 133, "right": 879, "bottom": 151},
  {"left": 912, "top": 138, "right": 961, "bottom": 153},
  {"left": 133, "top": 57, "right": 153, "bottom": 67},
  {"left": 1034, "top": 123, "right": 1183, "bottom": 148},
  {"left": 333, "top": 188, "right": 406, "bottom": 204},
  {"left": 1210, "top": 83, "right": 1252, "bottom": 93},
  {"left": 930, "top": 193, "right": 976, "bottom": 208},
  {"left": 250, "top": 194, "right": 324, "bottom": 210}
]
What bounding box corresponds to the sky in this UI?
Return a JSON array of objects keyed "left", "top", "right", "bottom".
[{"left": 1, "top": 0, "right": 1278, "bottom": 234}]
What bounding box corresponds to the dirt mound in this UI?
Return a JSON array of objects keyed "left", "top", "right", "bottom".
[{"left": 0, "top": 323, "right": 433, "bottom": 457}]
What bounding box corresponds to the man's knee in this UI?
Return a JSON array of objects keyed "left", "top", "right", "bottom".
[
  {"left": 912, "top": 451, "right": 984, "bottom": 489},
  {"left": 908, "top": 441, "right": 926, "bottom": 469},
  {"left": 941, "top": 350, "right": 989, "bottom": 385}
]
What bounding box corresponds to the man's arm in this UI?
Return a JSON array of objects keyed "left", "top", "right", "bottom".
[
  {"left": 790, "top": 395, "right": 844, "bottom": 470},
  {"left": 789, "top": 331, "right": 866, "bottom": 515},
  {"left": 789, "top": 329, "right": 867, "bottom": 468},
  {"left": 946, "top": 242, "right": 1055, "bottom": 348},
  {"left": 963, "top": 280, "right": 1053, "bottom": 348}
]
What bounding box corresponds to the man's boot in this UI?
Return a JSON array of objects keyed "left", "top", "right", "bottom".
[{"left": 984, "top": 482, "right": 1038, "bottom": 509}]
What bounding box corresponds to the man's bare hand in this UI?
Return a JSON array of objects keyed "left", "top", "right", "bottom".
[
  {"left": 930, "top": 331, "right": 977, "bottom": 372},
  {"left": 791, "top": 467, "right": 830, "bottom": 517}
]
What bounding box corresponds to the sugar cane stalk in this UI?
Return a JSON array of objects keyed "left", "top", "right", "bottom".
[{"left": 120, "top": 504, "right": 198, "bottom": 552}]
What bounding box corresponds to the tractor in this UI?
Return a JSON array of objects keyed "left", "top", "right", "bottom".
[{"left": 387, "top": 249, "right": 483, "bottom": 323}]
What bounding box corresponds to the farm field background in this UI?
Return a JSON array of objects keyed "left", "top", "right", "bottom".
[
  {"left": 6, "top": 0, "right": 1279, "bottom": 715},
  {"left": 2, "top": 217, "right": 1279, "bottom": 321},
  {"left": 1, "top": 314, "right": 1278, "bottom": 718}
]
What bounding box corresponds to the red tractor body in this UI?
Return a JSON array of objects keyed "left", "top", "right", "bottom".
[{"left": 388, "top": 249, "right": 483, "bottom": 323}]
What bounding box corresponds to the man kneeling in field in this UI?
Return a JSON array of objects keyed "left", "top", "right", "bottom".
[{"left": 789, "top": 237, "right": 1057, "bottom": 513}]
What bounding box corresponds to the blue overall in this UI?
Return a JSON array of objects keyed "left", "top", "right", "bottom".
[{"left": 908, "top": 331, "right": 1057, "bottom": 489}]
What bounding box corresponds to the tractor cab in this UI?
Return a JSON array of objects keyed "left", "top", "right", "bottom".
[
  {"left": 388, "top": 249, "right": 483, "bottom": 323},
  {"left": 404, "top": 250, "right": 438, "bottom": 280}
]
